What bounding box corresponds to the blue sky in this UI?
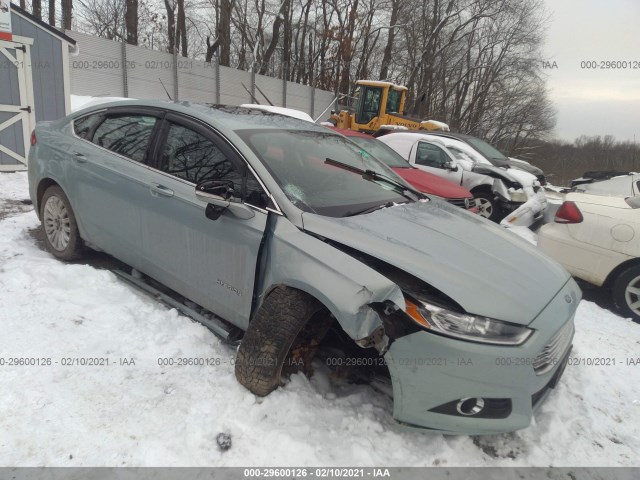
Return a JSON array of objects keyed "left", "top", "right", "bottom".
[{"left": 542, "top": 0, "right": 640, "bottom": 142}]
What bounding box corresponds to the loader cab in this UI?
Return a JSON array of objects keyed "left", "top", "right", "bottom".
[
  {"left": 353, "top": 85, "right": 383, "bottom": 125},
  {"left": 352, "top": 81, "right": 408, "bottom": 129}
]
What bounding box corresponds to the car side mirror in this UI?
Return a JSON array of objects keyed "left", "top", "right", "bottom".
[
  {"left": 625, "top": 196, "right": 640, "bottom": 209},
  {"left": 444, "top": 161, "right": 458, "bottom": 171},
  {"left": 195, "top": 180, "right": 255, "bottom": 220}
]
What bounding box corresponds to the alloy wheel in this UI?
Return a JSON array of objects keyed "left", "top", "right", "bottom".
[
  {"left": 476, "top": 197, "right": 493, "bottom": 219},
  {"left": 624, "top": 275, "right": 640, "bottom": 317},
  {"left": 43, "top": 196, "right": 71, "bottom": 252}
]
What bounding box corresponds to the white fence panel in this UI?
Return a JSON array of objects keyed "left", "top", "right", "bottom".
[
  {"left": 219, "top": 66, "right": 252, "bottom": 105},
  {"left": 68, "top": 31, "right": 123, "bottom": 97},
  {"left": 177, "top": 59, "right": 217, "bottom": 104},
  {"left": 126, "top": 45, "right": 176, "bottom": 100},
  {"left": 286, "top": 81, "right": 311, "bottom": 115},
  {"left": 67, "top": 32, "right": 336, "bottom": 119},
  {"left": 254, "top": 73, "right": 282, "bottom": 106},
  {"left": 314, "top": 89, "right": 337, "bottom": 121}
]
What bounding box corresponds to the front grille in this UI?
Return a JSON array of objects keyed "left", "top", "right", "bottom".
[
  {"left": 532, "top": 345, "right": 572, "bottom": 407},
  {"left": 447, "top": 197, "right": 476, "bottom": 209},
  {"left": 532, "top": 320, "right": 574, "bottom": 375}
]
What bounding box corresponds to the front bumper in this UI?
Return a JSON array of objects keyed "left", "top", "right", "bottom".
[{"left": 383, "top": 278, "right": 581, "bottom": 435}]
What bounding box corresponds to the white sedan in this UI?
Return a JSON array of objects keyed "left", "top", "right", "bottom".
[{"left": 538, "top": 175, "right": 640, "bottom": 322}]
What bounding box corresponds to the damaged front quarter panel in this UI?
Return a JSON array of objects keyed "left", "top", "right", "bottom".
[{"left": 256, "top": 215, "right": 406, "bottom": 347}]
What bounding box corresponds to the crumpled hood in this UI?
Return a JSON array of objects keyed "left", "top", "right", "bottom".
[
  {"left": 492, "top": 157, "right": 543, "bottom": 176},
  {"left": 302, "top": 201, "right": 569, "bottom": 325},
  {"left": 471, "top": 163, "right": 537, "bottom": 188}
]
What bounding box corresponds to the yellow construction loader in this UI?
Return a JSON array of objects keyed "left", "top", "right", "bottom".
[{"left": 329, "top": 80, "right": 449, "bottom": 134}]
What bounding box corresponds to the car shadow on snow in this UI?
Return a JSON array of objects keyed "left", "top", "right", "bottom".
[{"left": 576, "top": 280, "right": 619, "bottom": 315}]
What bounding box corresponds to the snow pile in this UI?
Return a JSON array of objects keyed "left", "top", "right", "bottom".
[
  {"left": 240, "top": 104, "right": 314, "bottom": 123},
  {"left": 544, "top": 183, "right": 567, "bottom": 193},
  {"left": 0, "top": 173, "right": 639, "bottom": 466},
  {"left": 71, "top": 95, "right": 132, "bottom": 113}
]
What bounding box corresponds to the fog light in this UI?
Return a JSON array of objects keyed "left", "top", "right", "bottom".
[{"left": 456, "top": 397, "right": 485, "bottom": 416}]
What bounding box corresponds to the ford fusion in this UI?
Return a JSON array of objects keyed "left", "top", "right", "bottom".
[{"left": 28, "top": 101, "right": 580, "bottom": 434}]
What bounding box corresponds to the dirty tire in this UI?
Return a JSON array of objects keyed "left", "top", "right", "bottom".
[
  {"left": 40, "top": 185, "right": 85, "bottom": 261},
  {"left": 473, "top": 190, "right": 503, "bottom": 223},
  {"left": 612, "top": 265, "right": 640, "bottom": 323},
  {"left": 235, "top": 286, "right": 323, "bottom": 396}
]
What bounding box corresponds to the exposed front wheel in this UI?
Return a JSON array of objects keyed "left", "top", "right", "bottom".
[
  {"left": 473, "top": 191, "right": 502, "bottom": 222},
  {"left": 613, "top": 265, "right": 640, "bottom": 323},
  {"left": 235, "top": 286, "right": 328, "bottom": 396},
  {"left": 40, "top": 185, "right": 84, "bottom": 261}
]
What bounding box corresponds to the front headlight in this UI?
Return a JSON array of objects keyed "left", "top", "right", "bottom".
[{"left": 404, "top": 297, "right": 533, "bottom": 345}]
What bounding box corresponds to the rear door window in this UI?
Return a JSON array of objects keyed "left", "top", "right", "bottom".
[
  {"left": 159, "top": 122, "right": 243, "bottom": 189},
  {"left": 92, "top": 115, "right": 157, "bottom": 163},
  {"left": 158, "top": 120, "right": 270, "bottom": 209},
  {"left": 73, "top": 114, "right": 102, "bottom": 140}
]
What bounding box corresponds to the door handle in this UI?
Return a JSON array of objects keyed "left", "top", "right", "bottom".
[
  {"left": 150, "top": 183, "right": 174, "bottom": 197},
  {"left": 72, "top": 152, "right": 87, "bottom": 163}
]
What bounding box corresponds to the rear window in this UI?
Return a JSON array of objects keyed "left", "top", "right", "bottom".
[
  {"left": 92, "top": 115, "right": 157, "bottom": 163},
  {"left": 73, "top": 114, "right": 102, "bottom": 140}
]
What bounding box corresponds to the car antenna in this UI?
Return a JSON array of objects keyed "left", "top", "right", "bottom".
[
  {"left": 159, "top": 79, "right": 173, "bottom": 101},
  {"left": 255, "top": 84, "right": 275, "bottom": 106},
  {"left": 241, "top": 83, "right": 260, "bottom": 104}
]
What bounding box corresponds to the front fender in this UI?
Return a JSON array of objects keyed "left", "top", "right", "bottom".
[{"left": 257, "top": 216, "right": 405, "bottom": 341}]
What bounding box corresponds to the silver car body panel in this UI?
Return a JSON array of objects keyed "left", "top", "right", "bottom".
[
  {"left": 28, "top": 100, "right": 579, "bottom": 434},
  {"left": 302, "top": 200, "right": 569, "bottom": 325}
]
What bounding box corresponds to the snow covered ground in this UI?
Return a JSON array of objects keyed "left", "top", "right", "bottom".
[{"left": 1, "top": 172, "right": 639, "bottom": 467}]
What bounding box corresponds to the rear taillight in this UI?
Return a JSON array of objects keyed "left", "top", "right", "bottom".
[
  {"left": 555, "top": 201, "right": 583, "bottom": 224},
  {"left": 30, "top": 130, "right": 37, "bottom": 146}
]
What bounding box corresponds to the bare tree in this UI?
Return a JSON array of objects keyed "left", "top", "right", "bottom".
[
  {"left": 218, "top": 0, "right": 232, "bottom": 65},
  {"left": 77, "top": 0, "right": 126, "bottom": 40},
  {"left": 125, "top": 0, "right": 138, "bottom": 45},
  {"left": 176, "top": 0, "right": 187, "bottom": 56},
  {"left": 33, "top": 0, "right": 42, "bottom": 20},
  {"left": 62, "top": 0, "right": 73, "bottom": 29},
  {"left": 48, "top": 0, "right": 55, "bottom": 26},
  {"left": 379, "top": 0, "right": 402, "bottom": 80},
  {"left": 163, "top": 0, "right": 176, "bottom": 53}
]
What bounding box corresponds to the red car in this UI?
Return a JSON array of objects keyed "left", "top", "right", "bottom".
[{"left": 329, "top": 128, "right": 478, "bottom": 213}]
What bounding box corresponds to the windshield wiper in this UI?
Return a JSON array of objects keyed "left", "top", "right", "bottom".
[
  {"left": 325, "top": 158, "right": 422, "bottom": 201},
  {"left": 344, "top": 201, "right": 400, "bottom": 217}
]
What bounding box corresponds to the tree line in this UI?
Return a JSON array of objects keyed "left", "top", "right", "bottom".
[
  {"left": 18, "top": 0, "right": 555, "bottom": 154},
  {"left": 504, "top": 136, "right": 640, "bottom": 187}
]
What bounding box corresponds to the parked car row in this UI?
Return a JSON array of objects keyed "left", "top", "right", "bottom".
[
  {"left": 378, "top": 132, "right": 548, "bottom": 225},
  {"left": 29, "top": 101, "right": 579, "bottom": 435},
  {"left": 329, "top": 127, "right": 478, "bottom": 213}
]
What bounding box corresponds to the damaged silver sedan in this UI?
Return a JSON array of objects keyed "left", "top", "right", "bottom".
[{"left": 28, "top": 101, "right": 580, "bottom": 434}]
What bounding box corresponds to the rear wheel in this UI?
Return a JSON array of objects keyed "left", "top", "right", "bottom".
[
  {"left": 40, "top": 186, "right": 84, "bottom": 261},
  {"left": 235, "top": 286, "right": 329, "bottom": 396},
  {"left": 612, "top": 265, "right": 640, "bottom": 323},
  {"left": 473, "top": 190, "right": 502, "bottom": 222}
]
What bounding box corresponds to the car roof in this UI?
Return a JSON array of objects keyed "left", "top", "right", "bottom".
[
  {"left": 327, "top": 126, "right": 373, "bottom": 139},
  {"left": 575, "top": 174, "right": 640, "bottom": 197},
  {"left": 71, "top": 99, "right": 331, "bottom": 136}
]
